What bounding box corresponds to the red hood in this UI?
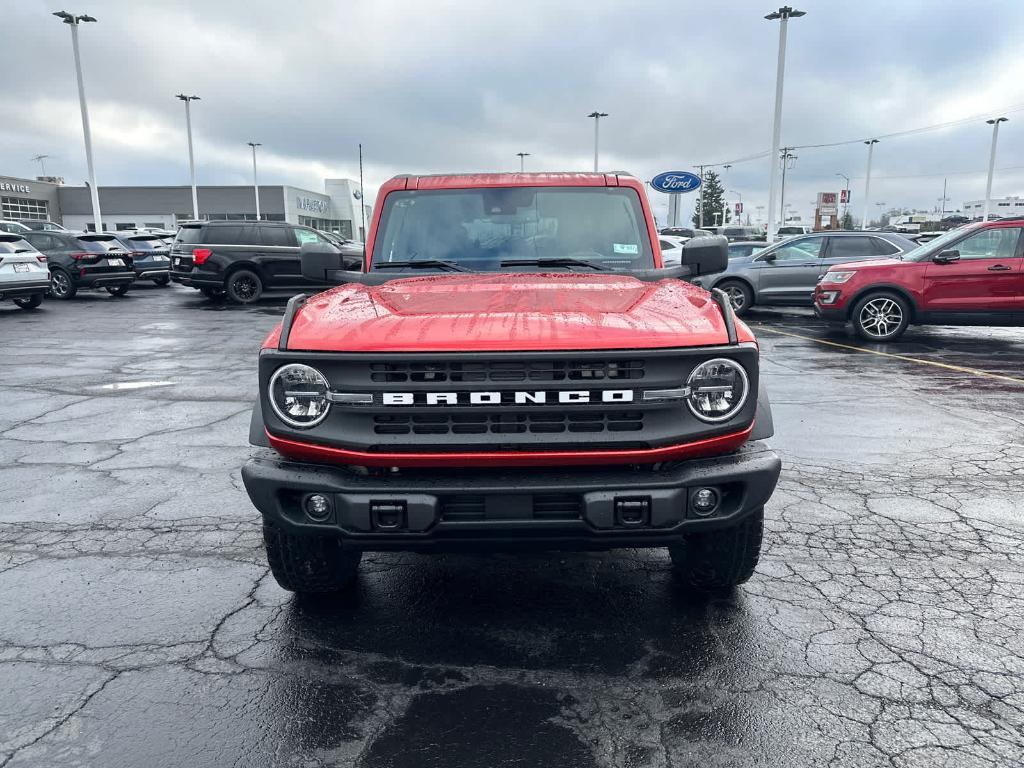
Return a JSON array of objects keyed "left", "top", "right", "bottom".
[{"left": 267, "top": 273, "right": 752, "bottom": 352}]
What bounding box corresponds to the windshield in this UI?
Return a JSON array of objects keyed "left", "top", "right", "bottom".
[
  {"left": 372, "top": 187, "right": 654, "bottom": 271},
  {"left": 121, "top": 236, "right": 163, "bottom": 251},
  {"left": 76, "top": 236, "right": 123, "bottom": 253},
  {"left": 899, "top": 226, "right": 974, "bottom": 262}
]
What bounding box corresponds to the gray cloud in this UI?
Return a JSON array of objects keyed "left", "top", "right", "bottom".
[{"left": 3, "top": 0, "right": 1023, "bottom": 224}]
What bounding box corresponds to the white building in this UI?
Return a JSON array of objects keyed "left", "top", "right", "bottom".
[{"left": 962, "top": 196, "right": 1024, "bottom": 219}]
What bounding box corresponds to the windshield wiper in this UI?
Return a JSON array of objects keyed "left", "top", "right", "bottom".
[
  {"left": 500, "top": 257, "right": 608, "bottom": 271},
  {"left": 374, "top": 259, "right": 469, "bottom": 272}
]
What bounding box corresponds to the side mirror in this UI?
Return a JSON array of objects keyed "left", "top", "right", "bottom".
[
  {"left": 932, "top": 249, "right": 960, "bottom": 264},
  {"left": 680, "top": 235, "right": 728, "bottom": 276},
  {"left": 300, "top": 242, "right": 349, "bottom": 282},
  {"left": 758, "top": 251, "right": 777, "bottom": 262}
]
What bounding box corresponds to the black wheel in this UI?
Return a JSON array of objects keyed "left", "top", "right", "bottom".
[
  {"left": 668, "top": 508, "right": 763, "bottom": 591},
  {"left": 49, "top": 269, "right": 76, "bottom": 300},
  {"left": 14, "top": 294, "right": 43, "bottom": 310},
  {"left": 717, "top": 280, "right": 754, "bottom": 317},
  {"left": 851, "top": 292, "right": 910, "bottom": 342},
  {"left": 105, "top": 284, "right": 130, "bottom": 297},
  {"left": 225, "top": 269, "right": 262, "bottom": 304},
  {"left": 154, "top": 275, "right": 170, "bottom": 287},
  {"left": 200, "top": 286, "right": 226, "bottom": 300},
  {"left": 263, "top": 523, "right": 361, "bottom": 594}
]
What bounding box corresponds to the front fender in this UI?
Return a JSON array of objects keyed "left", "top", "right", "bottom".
[
  {"left": 248, "top": 398, "right": 270, "bottom": 447},
  {"left": 750, "top": 378, "right": 774, "bottom": 441}
]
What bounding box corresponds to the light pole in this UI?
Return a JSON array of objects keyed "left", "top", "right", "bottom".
[
  {"left": 938, "top": 178, "right": 949, "bottom": 219},
  {"left": 516, "top": 152, "right": 530, "bottom": 173},
  {"left": 587, "top": 111, "right": 608, "bottom": 172},
  {"left": 875, "top": 201, "right": 887, "bottom": 228},
  {"left": 764, "top": 6, "right": 805, "bottom": 242},
  {"left": 176, "top": 94, "right": 201, "bottom": 220},
  {"left": 779, "top": 149, "right": 797, "bottom": 226},
  {"left": 860, "top": 139, "right": 879, "bottom": 230},
  {"left": 54, "top": 10, "right": 102, "bottom": 231},
  {"left": 836, "top": 172, "right": 849, "bottom": 224},
  {"left": 983, "top": 117, "right": 1008, "bottom": 221},
  {"left": 31, "top": 154, "right": 52, "bottom": 177},
  {"left": 247, "top": 142, "right": 261, "bottom": 220},
  {"left": 724, "top": 189, "right": 741, "bottom": 229}
]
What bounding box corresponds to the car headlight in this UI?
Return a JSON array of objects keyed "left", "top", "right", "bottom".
[
  {"left": 686, "top": 358, "right": 749, "bottom": 423},
  {"left": 268, "top": 363, "right": 331, "bottom": 428},
  {"left": 821, "top": 270, "right": 856, "bottom": 284}
]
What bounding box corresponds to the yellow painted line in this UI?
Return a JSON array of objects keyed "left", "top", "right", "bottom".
[{"left": 753, "top": 325, "right": 1024, "bottom": 386}]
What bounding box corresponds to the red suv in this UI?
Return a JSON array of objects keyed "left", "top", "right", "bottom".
[{"left": 815, "top": 219, "right": 1024, "bottom": 341}]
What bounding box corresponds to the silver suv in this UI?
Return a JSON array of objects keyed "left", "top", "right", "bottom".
[
  {"left": 0, "top": 234, "right": 49, "bottom": 310},
  {"left": 691, "top": 231, "right": 918, "bottom": 315}
]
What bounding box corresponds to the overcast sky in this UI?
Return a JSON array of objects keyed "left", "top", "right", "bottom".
[{"left": 4, "top": 0, "right": 1024, "bottom": 225}]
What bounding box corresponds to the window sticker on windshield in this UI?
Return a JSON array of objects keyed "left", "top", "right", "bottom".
[{"left": 613, "top": 243, "right": 638, "bottom": 254}]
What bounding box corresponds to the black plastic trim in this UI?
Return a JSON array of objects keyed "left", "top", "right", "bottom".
[
  {"left": 278, "top": 293, "right": 307, "bottom": 351},
  {"left": 711, "top": 287, "right": 738, "bottom": 344}
]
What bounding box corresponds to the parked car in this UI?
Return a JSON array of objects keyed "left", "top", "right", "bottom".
[
  {"left": 170, "top": 221, "right": 361, "bottom": 303},
  {"left": 111, "top": 233, "right": 171, "bottom": 286},
  {"left": 692, "top": 231, "right": 918, "bottom": 315},
  {"left": 659, "top": 226, "right": 698, "bottom": 238},
  {"left": 716, "top": 226, "right": 765, "bottom": 242},
  {"left": 0, "top": 234, "right": 50, "bottom": 310},
  {"left": 657, "top": 234, "right": 688, "bottom": 267},
  {"left": 815, "top": 218, "right": 1024, "bottom": 341},
  {"left": 22, "top": 230, "right": 135, "bottom": 299},
  {"left": 16, "top": 220, "right": 68, "bottom": 232},
  {"left": 777, "top": 225, "right": 810, "bottom": 236},
  {"left": 727, "top": 241, "right": 767, "bottom": 260},
  {"left": 0, "top": 220, "right": 31, "bottom": 234}
]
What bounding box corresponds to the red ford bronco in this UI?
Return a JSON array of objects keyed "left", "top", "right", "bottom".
[{"left": 242, "top": 172, "right": 780, "bottom": 594}]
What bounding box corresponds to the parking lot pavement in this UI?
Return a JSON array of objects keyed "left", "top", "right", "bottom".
[{"left": 1, "top": 288, "right": 1023, "bottom": 768}]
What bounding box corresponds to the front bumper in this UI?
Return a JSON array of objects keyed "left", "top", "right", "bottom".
[
  {"left": 242, "top": 443, "right": 781, "bottom": 552},
  {"left": 0, "top": 279, "right": 50, "bottom": 299},
  {"left": 813, "top": 303, "right": 848, "bottom": 322}
]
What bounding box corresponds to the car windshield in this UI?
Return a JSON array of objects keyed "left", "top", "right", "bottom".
[
  {"left": 372, "top": 186, "right": 654, "bottom": 271},
  {"left": 122, "top": 236, "right": 163, "bottom": 251},
  {"left": 899, "top": 226, "right": 974, "bottom": 262},
  {"left": 76, "top": 236, "right": 123, "bottom": 253}
]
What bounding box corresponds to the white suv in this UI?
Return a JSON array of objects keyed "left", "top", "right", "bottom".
[{"left": 0, "top": 234, "right": 49, "bottom": 310}]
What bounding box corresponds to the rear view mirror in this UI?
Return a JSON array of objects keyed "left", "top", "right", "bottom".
[
  {"left": 300, "top": 242, "right": 346, "bottom": 282},
  {"left": 681, "top": 235, "right": 728, "bottom": 276},
  {"left": 932, "top": 249, "right": 960, "bottom": 264}
]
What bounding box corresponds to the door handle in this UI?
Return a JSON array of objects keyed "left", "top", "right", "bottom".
[{"left": 987, "top": 264, "right": 1012, "bottom": 271}]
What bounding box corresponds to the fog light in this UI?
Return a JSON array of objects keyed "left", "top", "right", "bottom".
[
  {"left": 304, "top": 493, "right": 332, "bottom": 521},
  {"left": 818, "top": 290, "right": 839, "bottom": 305},
  {"left": 691, "top": 487, "right": 720, "bottom": 517}
]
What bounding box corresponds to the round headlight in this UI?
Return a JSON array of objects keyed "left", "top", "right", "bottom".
[
  {"left": 268, "top": 364, "right": 331, "bottom": 428},
  {"left": 685, "top": 358, "right": 749, "bottom": 423}
]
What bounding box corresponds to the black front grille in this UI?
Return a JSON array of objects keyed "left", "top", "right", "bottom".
[
  {"left": 370, "top": 359, "right": 645, "bottom": 384},
  {"left": 440, "top": 493, "right": 582, "bottom": 522},
  {"left": 373, "top": 411, "right": 644, "bottom": 436}
]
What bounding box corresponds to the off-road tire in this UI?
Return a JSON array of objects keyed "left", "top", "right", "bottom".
[
  {"left": 226, "top": 269, "right": 262, "bottom": 304},
  {"left": 263, "top": 523, "right": 361, "bottom": 594},
  {"left": 105, "top": 284, "right": 130, "bottom": 297},
  {"left": 669, "top": 508, "right": 763, "bottom": 591},
  {"left": 49, "top": 269, "right": 76, "bottom": 299},
  {"left": 717, "top": 279, "right": 754, "bottom": 317},
  {"left": 14, "top": 294, "right": 43, "bottom": 310}
]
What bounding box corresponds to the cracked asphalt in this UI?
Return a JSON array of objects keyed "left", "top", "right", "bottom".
[{"left": 2, "top": 285, "right": 1023, "bottom": 767}]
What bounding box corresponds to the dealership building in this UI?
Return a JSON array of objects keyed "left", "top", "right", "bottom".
[{"left": 0, "top": 174, "right": 370, "bottom": 239}]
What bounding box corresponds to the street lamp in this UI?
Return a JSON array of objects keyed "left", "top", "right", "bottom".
[
  {"left": 516, "top": 152, "right": 530, "bottom": 173},
  {"left": 860, "top": 139, "right": 879, "bottom": 230},
  {"left": 778, "top": 149, "right": 797, "bottom": 227},
  {"left": 587, "top": 111, "right": 608, "bottom": 173},
  {"left": 53, "top": 10, "right": 102, "bottom": 231},
  {"left": 983, "top": 117, "right": 1008, "bottom": 221},
  {"left": 835, "top": 172, "right": 850, "bottom": 224},
  {"left": 764, "top": 6, "right": 805, "bottom": 242},
  {"left": 176, "top": 94, "right": 201, "bottom": 220},
  {"left": 875, "top": 201, "right": 887, "bottom": 228},
  {"left": 723, "top": 189, "right": 742, "bottom": 228},
  {"left": 247, "top": 142, "right": 261, "bottom": 220}
]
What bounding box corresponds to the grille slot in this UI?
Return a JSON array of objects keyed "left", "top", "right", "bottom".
[
  {"left": 373, "top": 412, "right": 644, "bottom": 436},
  {"left": 439, "top": 493, "right": 583, "bottom": 522},
  {"left": 370, "top": 359, "right": 645, "bottom": 384}
]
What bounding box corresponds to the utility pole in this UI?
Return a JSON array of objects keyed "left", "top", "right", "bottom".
[
  {"left": 516, "top": 152, "right": 530, "bottom": 173},
  {"left": 938, "top": 178, "right": 949, "bottom": 219},
  {"left": 694, "top": 164, "right": 706, "bottom": 227},
  {"left": 764, "top": 5, "right": 805, "bottom": 242},
  {"left": 31, "top": 154, "right": 51, "bottom": 177},
  {"left": 836, "top": 172, "right": 850, "bottom": 224},
  {"left": 983, "top": 117, "right": 1008, "bottom": 221},
  {"left": 587, "top": 112, "right": 608, "bottom": 172},
  {"left": 779, "top": 148, "right": 796, "bottom": 226},
  {"left": 54, "top": 10, "right": 102, "bottom": 231},
  {"left": 861, "top": 139, "right": 878, "bottom": 230},
  {"left": 247, "top": 142, "right": 261, "bottom": 220},
  {"left": 358, "top": 143, "right": 366, "bottom": 244},
  {"left": 720, "top": 165, "right": 732, "bottom": 227},
  {"left": 176, "top": 94, "right": 201, "bottom": 220}
]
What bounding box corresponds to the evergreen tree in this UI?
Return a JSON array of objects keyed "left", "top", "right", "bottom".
[
  {"left": 840, "top": 211, "right": 854, "bottom": 230},
  {"left": 691, "top": 171, "right": 729, "bottom": 228}
]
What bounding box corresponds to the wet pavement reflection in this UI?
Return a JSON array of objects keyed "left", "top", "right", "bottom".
[{"left": 1, "top": 289, "right": 1022, "bottom": 767}]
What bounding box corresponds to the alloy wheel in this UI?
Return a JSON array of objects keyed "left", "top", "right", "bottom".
[
  {"left": 234, "top": 276, "right": 258, "bottom": 301},
  {"left": 858, "top": 297, "right": 903, "bottom": 339},
  {"left": 723, "top": 285, "right": 746, "bottom": 311},
  {"left": 51, "top": 271, "right": 70, "bottom": 298}
]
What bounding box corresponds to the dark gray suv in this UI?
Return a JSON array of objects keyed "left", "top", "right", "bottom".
[{"left": 691, "top": 231, "right": 917, "bottom": 315}]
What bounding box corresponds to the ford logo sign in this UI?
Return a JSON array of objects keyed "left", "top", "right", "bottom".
[{"left": 650, "top": 171, "right": 702, "bottom": 194}]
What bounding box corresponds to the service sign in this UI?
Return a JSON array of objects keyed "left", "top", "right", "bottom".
[{"left": 650, "top": 171, "right": 702, "bottom": 194}]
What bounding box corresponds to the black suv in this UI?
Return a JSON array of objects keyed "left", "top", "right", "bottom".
[
  {"left": 170, "top": 221, "right": 363, "bottom": 303},
  {"left": 22, "top": 231, "right": 135, "bottom": 299},
  {"left": 111, "top": 233, "right": 171, "bottom": 286}
]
